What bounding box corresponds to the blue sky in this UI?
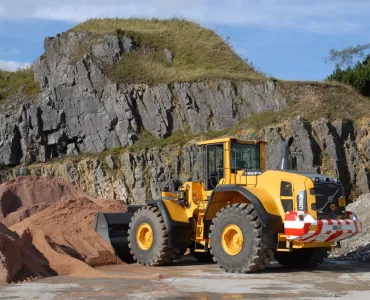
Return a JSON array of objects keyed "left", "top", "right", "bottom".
[{"left": 0, "top": 0, "right": 370, "bottom": 80}]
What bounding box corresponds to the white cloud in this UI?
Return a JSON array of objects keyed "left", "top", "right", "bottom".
[
  {"left": 0, "top": 59, "right": 31, "bottom": 72},
  {"left": 0, "top": 0, "right": 369, "bottom": 34}
]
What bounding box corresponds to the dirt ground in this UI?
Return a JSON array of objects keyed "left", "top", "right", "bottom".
[{"left": 1, "top": 258, "right": 370, "bottom": 300}]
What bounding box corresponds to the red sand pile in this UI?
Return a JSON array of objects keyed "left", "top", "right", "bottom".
[
  {"left": 0, "top": 223, "right": 56, "bottom": 284},
  {"left": 11, "top": 197, "right": 125, "bottom": 274},
  {"left": 0, "top": 223, "right": 22, "bottom": 283},
  {"left": 0, "top": 176, "right": 127, "bottom": 284},
  {"left": 0, "top": 177, "right": 90, "bottom": 227}
]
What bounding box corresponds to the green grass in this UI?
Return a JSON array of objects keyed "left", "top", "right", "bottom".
[
  {"left": 127, "top": 129, "right": 198, "bottom": 152},
  {"left": 0, "top": 68, "right": 40, "bottom": 102},
  {"left": 277, "top": 80, "right": 370, "bottom": 122},
  {"left": 71, "top": 18, "right": 264, "bottom": 84}
]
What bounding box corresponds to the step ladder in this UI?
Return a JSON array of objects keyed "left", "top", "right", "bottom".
[{"left": 194, "top": 200, "right": 209, "bottom": 252}]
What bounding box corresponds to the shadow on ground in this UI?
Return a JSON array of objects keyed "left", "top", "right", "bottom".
[{"left": 159, "top": 255, "right": 370, "bottom": 275}]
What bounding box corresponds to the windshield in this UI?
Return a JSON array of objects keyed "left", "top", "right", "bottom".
[{"left": 231, "top": 143, "right": 260, "bottom": 171}]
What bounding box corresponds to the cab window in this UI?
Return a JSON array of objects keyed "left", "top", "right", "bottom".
[
  {"left": 281, "top": 181, "right": 293, "bottom": 197},
  {"left": 231, "top": 143, "right": 260, "bottom": 172},
  {"left": 280, "top": 181, "right": 293, "bottom": 212}
]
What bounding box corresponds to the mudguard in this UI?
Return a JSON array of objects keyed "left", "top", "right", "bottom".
[
  {"left": 203, "top": 184, "right": 283, "bottom": 249},
  {"left": 204, "top": 184, "right": 282, "bottom": 228},
  {"left": 147, "top": 200, "right": 192, "bottom": 249}
]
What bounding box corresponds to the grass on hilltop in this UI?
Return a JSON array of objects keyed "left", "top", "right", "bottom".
[
  {"left": 0, "top": 68, "right": 40, "bottom": 102},
  {"left": 71, "top": 18, "right": 265, "bottom": 84},
  {"left": 277, "top": 80, "right": 370, "bottom": 122}
]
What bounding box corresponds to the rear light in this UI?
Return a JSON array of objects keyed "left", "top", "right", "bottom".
[{"left": 338, "top": 197, "right": 346, "bottom": 207}]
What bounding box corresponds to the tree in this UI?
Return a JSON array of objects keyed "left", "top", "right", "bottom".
[
  {"left": 325, "top": 43, "right": 370, "bottom": 68},
  {"left": 327, "top": 55, "right": 370, "bottom": 96}
]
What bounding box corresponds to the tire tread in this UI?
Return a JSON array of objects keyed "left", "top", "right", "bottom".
[
  {"left": 128, "top": 205, "right": 179, "bottom": 266},
  {"left": 210, "top": 204, "right": 272, "bottom": 273}
]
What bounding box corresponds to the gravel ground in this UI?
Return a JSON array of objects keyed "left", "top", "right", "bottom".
[
  {"left": 1, "top": 259, "right": 370, "bottom": 300},
  {"left": 330, "top": 193, "right": 370, "bottom": 262}
]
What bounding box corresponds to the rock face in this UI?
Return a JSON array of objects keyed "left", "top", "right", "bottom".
[
  {"left": 330, "top": 193, "right": 370, "bottom": 262},
  {"left": 0, "top": 31, "right": 370, "bottom": 200},
  {"left": 0, "top": 116, "right": 368, "bottom": 203},
  {"left": 265, "top": 118, "right": 370, "bottom": 197},
  {"left": 0, "top": 32, "right": 286, "bottom": 167}
]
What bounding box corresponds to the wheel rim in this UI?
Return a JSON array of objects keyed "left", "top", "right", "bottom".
[
  {"left": 221, "top": 224, "right": 244, "bottom": 255},
  {"left": 136, "top": 223, "right": 153, "bottom": 250}
]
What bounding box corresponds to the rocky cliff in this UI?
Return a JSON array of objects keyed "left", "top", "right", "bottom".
[
  {"left": 1, "top": 31, "right": 287, "bottom": 167},
  {"left": 0, "top": 20, "right": 370, "bottom": 203},
  {"left": 1, "top": 115, "right": 369, "bottom": 203}
]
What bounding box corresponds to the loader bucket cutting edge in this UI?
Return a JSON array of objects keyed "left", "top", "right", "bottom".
[{"left": 94, "top": 209, "right": 140, "bottom": 262}]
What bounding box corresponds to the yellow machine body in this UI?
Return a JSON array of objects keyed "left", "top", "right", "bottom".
[
  {"left": 95, "top": 136, "right": 358, "bottom": 272},
  {"left": 160, "top": 137, "right": 343, "bottom": 252}
]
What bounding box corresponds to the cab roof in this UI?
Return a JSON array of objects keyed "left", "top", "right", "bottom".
[{"left": 198, "top": 137, "right": 266, "bottom": 146}]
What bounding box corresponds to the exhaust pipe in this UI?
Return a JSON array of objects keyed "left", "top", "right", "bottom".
[{"left": 280, "top": 136, "right": 294, "bottom": 170}]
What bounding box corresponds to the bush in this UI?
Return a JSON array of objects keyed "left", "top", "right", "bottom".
[{"left": 327, "top": 56, "right": 370, "bottom": 96}]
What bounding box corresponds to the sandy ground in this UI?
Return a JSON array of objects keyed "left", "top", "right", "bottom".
[{"left": 1, "top": 258, "right": 370, "bottom": 300}]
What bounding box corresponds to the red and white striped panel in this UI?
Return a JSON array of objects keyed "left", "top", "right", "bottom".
[{"left": 284, "top": 211, "right": 362, "bottom": 243}]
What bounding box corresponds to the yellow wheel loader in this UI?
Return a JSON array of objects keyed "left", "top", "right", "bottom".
[{"left": 95, "top": 137, "right": 362, "bottom": 272}]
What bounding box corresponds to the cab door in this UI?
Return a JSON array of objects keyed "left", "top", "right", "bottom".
[{"left": 205, "top": 144, "right": 224, "bottom": 190}]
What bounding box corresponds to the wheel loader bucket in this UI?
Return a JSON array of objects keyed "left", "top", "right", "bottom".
[{"left": 94, "top": 206, "right": 142, "bottom": 262}]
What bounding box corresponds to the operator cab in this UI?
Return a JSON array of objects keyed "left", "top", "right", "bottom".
[{"left": 197, "top": 138, "right": 266, "bottom": 190}]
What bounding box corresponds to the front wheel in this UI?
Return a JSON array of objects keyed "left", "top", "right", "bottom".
[
  {"left": 210, "top": 204, "right": 273, "bottom": 273},
  {"left": 128, "top": 206, "right": 179, "bottom": 266}
]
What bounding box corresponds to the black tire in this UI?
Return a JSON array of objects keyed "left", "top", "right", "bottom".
[
  {"left": 190, "top": 243, "right": 214, "bottom": 263},
  {"left": 210, "top": 204, "right": 273, "bottom": 273},
  {"left": 275, "top": 248, "right": 328, "bottom": 269},
  {"left": 128, "top": 206, "right": 179, "bottom": 266}
]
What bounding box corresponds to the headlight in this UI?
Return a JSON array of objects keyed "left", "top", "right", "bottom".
[{"left": 297, "top": 190, "right": 308, "bottom": 211}]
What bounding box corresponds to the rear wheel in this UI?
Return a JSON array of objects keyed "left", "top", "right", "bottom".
[
  {"left": 210, "top": 204, "right": 273, "bottom": 273},
  {"left": 275, "top": 248, "right": 328, "bottom": 269},
  {"left": 128, "top": 206, "right": 179, "bottom": 266}
]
